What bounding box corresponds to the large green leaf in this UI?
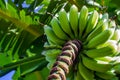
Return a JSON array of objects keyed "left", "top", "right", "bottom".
[
  {"left": 0, "top": 0, "right": 72, "bottom": 79},
  {"left": 23, "top": 71, "right": 43, "bottom": 80},
  {"left": 0, "top": 53, "right": 12, "bottom": 66}
]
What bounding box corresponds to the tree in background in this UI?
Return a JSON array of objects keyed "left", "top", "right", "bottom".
[{"left": 0, "top": 0, "right": 120, "bottom": 80}]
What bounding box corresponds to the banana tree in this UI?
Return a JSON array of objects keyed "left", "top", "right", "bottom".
[{"left": 0, "top": 0, "right": 120, "bottom": 80}]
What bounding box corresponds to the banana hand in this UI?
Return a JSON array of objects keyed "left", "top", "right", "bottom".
[
  {"left": 81, "top": 55, "right": 113, "bottom": 72},
  {"left": 87, "top": 29, "right": 114, "bottom": 48},
  {"left": 86, "top": 20, "right": 108, "bottom": 43},
  {"left": 44, "top": 25, "right": 65, "bottom": 45},
  {"left": 51, "top": 17, "right": 70, "bottom": 40},
  {"left": 59, "top": 9, "right": 74, "bottom": 39},
  {"left": 84, "top": 42, "right": 117, "bottom": 58}
]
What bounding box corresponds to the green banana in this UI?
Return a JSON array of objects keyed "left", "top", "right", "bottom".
[
  {"left": 79, "top": 6, "right": 88, "bottom": 38},
  {"left": 47, "top": 38, "right": 55, "bottom": 45},
  {"left": 95, "top": 56, "right": 120, "bottom": 66},
  {"left": 99, "top": 40, "right": 120, "bottom": 56},
  {"left": 117, "top": 42, "right": 120, "bottom": 55},
  {"left": 47, "top": 37, "right": 63, "bottom": 46},
  {"left": 69, "top": 5, "right": 78, "bottom": 38},
  {"left": 96, "top": 40, "right": 117, "bottom": 49},
  {"left": 78, "top": 62, "right": 94, "bottom": 80},
  {"left": 111, "top": 29, "right": 120, "bottom": 41},
  {"left": 109, "top": 77, "right": 119, "bottom": 80},
  {"left": 87, "top": 29, "right": 114, "bottom": 48},
  {"left": 59, "top": 9, "right": 74, "bottom": 39},
  {"left": 74, "top": 71, "right": 85, "bottom": 80},
  {"left": 81, "top": 55, "right": 113, "bottom": 72},
  {"left": 84, "top": 42, "right": 117, "bottom": 58},
  {"left": 119, "top": 45, "right": 120, "bottom": 53},
  {"left": 50, "top": 17, "right": 70, "bottom": 40},
  {"left": 85, "top": 20, "right": 108, "bottom": 43},
  {"left": 114, "top": 63, "right": 120, "bottom": 74},
  {"left": 83, "top": 10, "right": 99, "bottom": 38},
  {"left": 95, "top": 70, "right": 116, "bottom": 79},
  {"left": 95, "top": 56, "right": 116, "bottom": 63},
  {"left": 44, "top": 25, "right": 65, "bottom": 45}
]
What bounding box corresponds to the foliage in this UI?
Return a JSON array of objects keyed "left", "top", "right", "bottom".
[{"left": 0, "top": 0, "right": 120, "bottom": 80}]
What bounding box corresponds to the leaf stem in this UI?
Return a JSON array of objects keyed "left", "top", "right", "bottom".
[{"left": 0, "top": 56, "right": 47, "bottom": 70}]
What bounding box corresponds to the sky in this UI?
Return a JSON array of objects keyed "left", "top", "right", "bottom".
[{"left": 0, "top": 71, "right": 15, "bottom": 80}]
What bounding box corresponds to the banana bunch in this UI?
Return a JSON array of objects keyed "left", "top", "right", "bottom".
[{"left": 43, "top": 5, "right": 120, "bottom": 80}]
